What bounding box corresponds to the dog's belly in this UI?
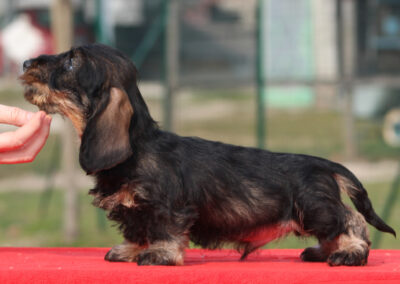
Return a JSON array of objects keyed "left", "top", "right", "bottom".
[{"left": 242, "top": 220, "right": 301, "bottom": 244}]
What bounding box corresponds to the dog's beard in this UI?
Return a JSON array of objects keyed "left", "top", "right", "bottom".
[
  {"left": 23, "top": 84, "right": 60, "bottom": 114},
  {"left": 23, "top": 83, "right": 86, "bottom": 136}
]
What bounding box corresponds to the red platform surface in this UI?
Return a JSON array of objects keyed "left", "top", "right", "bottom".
[{"left": 0, "top": 248, "right": 399, "bottom": 283}]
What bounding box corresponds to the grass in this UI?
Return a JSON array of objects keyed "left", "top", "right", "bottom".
[
  {"left": 268, "top": 110, "right": 343, "bottom": 158},
  {"left": 0, "top": 88, "right": 23, "bottom": 104},
  {"left": 0, "top": 135, "right": 62, "bottom": 179},
  {"left": 357, "top": 118, "right": 400, "bottom": 160},
  {"left": 0, "top": 181, "right": 398, "bottom": 249},
  {"left": 0, "top": 190, "right": 122, "bottom": 247}
]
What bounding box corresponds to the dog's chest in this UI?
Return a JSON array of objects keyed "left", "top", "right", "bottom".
[{"left": 90, "top": 184, "right": 137, "bottom": 211}]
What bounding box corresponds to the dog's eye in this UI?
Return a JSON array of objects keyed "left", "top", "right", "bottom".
[{"left": 65, "top": 58, "right": 75, "bottom": 71}]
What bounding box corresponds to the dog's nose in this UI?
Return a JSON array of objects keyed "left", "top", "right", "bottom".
[{"left": 23, "top": 59, "right": 34, "bottom": 71}]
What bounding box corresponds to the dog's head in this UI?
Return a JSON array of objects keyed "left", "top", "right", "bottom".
[{"left": 20, "top": 44, "right": 156, "bottom": 174}]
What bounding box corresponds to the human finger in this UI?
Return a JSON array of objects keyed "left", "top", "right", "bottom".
[
  {"left": 0, "top": 115, "right": 52, "bottom": 163},
  {"left": 0, "top": 111, "right": 45, "bottom": 151},
  {"left": 0, "top": 104, "right": 36, "bottom": 126}
]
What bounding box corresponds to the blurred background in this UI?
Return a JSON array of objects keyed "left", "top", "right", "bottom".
[{"left": 0, "top": 0, "right": 399, "bottom": 250}]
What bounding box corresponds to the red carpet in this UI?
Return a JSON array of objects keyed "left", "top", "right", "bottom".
[{"left": 0, "top": 248, "right": 399, "bottom": 283}]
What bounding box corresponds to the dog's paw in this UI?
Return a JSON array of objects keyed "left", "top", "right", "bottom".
[
  {"left": 136, "top": 250, "right": 178, "bottom": 266},
  {"left": 300, "top": 246, "right": 327, "bottom": 262},
  {"left": 104, "top": 245, "right": 137, "bottom": 262},
  {"left": 327, "top": 249, "right": 369, "bottom": 266}
]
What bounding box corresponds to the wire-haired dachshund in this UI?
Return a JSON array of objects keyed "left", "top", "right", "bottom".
[{"left": 20, "top": 44, "right": 395, "bottom": 266}]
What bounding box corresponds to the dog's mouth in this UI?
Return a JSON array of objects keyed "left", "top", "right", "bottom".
[
  {"left": 20, "top": 76, "right": 57, "bottom": 114},
  {"left": 22, "top": 85, "right": 48, "bottom": 110},
  {"left": 23, "top": 84, "right": 41, "bottom": 99}
]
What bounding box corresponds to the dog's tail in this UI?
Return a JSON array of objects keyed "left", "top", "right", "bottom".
[{"left": 330, "top": 162, "right": 396, "bottom": 237}]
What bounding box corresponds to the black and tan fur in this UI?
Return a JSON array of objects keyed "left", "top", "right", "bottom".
[{"left": 21, "top": 44, "right": 395, "bottom": 266}]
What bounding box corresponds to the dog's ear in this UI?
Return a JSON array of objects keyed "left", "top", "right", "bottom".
[{"left": 79, "top": 87, "right": 133, "bottom": 174}]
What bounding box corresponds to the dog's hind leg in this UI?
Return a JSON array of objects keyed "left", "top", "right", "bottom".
[
  {"left": 296, "top": 174, "right": 346, "bottom": 261},
  {"left": 301, "top": 206, "right": 371, "bottom": 266},
  {"left": 296, "top": 172, "right": 370, "bottom": 265},
  {"left": 326, "top": 207, "right": 371, "bottom": 266}
]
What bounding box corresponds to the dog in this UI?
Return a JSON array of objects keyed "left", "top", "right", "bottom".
[{"left": 20, "top": 44, "right": 395, "bottom": 266}]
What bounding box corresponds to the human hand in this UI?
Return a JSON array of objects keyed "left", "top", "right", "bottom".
[{"left": 0, "top": 105, "right": 52, "bottom": 164}]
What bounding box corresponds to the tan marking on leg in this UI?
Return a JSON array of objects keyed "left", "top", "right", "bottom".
[
  {"left": 105, "top": 240, "right": 146, "bottom": 262},
  {"left": 337, "top": 233, "right": 368, "bottom": 255},
  {"left": 327, "top": 207, "right": 370, "bottom": 266},
  {"left": 337, "top": 209, "right": 370, "bottom": 252},
  {"left": 140, "top": 235, "right": 189, "bottom": 266}
]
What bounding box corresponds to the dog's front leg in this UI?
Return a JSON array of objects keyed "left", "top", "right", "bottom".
[
  {"left": 136, "top": 235, "right": 189, "bottom": 266},
  {"left": 104, "top": 204, "right": 192, "bottom": 265},
  {"left": 106, "top": 230, "right": 189, "bottom": 265}
]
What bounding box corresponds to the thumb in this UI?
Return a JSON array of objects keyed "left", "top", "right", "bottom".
[{"left": 0, "top": 105, "right": 35, "bottom": 126}]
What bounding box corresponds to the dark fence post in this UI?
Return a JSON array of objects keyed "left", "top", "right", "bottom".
[
  {"left": 256, "top": 0, "right": 266, "bottom": 149},
  {"left": 337, "top": 0, "right": 358, "bottom": 159},
  {"left": 163, "top": 0, "right": 180, "bottom": 131}
]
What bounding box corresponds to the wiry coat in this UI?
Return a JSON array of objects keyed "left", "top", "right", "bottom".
[{"left": 21, "top": 44, "right": 395, "bottom": 266}]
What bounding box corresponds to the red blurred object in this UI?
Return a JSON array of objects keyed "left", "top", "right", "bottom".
[
  {"left": 0, "top": 248, "right": 399, "bottom": 283},
  {"left": 0, "top": 11, "right": 54, "bottom": 75},
  {"left": 25, "top": 10, "right": 55, "bottom": 56}
]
